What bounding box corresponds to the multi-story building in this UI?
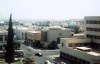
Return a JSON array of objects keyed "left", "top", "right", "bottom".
[
  {"left": 0, "top": 30, "right": 8, "bottom": 50},
  {"left": 60, "top": 38, "right": 100, "bottom": 64},
  {"left": 41, "top": 26, "right": 71, "bottom": 44},
  {"left": 85, "top": 16, "right": 100, "bottom": 48},
  {"left": 59, "top": 16, "right": 100, "bottom": 64}
]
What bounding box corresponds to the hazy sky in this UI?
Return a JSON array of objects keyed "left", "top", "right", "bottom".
[{"left": 0, "top": 0, "right": 100, "bottom": 20}]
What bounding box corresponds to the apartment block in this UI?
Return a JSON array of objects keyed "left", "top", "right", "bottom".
[
  {"left": 59, "top": 16, "right": 100, "bottom": 64},
  {"left": 85, "top": 16, "right": 100, "bottom": 48}
]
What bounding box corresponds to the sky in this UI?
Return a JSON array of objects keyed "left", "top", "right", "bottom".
[{"left": 0, "top": 0, "right": 100, "bottom": 20}]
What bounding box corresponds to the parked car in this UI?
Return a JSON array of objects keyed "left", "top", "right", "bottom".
[
  {"left": 45, "top": 60, "right": 51, "bottom": 64},
  {"left": 35, "top": 53, "right": 42, "bottom": 57}
]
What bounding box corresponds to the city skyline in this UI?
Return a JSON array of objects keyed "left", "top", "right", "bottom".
[{"left": 0, "top": 0, "right": 100, "bottom": 20}]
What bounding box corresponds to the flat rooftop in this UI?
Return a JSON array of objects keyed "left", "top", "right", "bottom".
[
  {"left": 74, "top": 46, "right": 100, "bottom": 56},
  {"left": 0, "top": 30, "right": 8, "bottom": 34},
  {"left": 27, "top": 31, "right": 41, "bottom": 33},
  {"left": 88, "top": 52, "right": 100, "bottom": 56}
]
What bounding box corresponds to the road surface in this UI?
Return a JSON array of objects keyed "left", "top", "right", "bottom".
[{"left": 20, "top": 44, "right": 60, "bottom": 64}]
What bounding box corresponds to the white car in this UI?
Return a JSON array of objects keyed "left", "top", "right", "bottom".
[{"left": 45, "top": 60, "right": 51, "bottom": 64}]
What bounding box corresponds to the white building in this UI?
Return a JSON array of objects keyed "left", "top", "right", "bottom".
[
  {"left": 85, "top": 16, "right": 100, "bottom": 48},
  {"left": 41, "top": 26, "right": 71, "bottom": 44},
  {"left": 59, "top": 16, "right": 100, "bottom": 64},
  {"left": 60, "top": 38, "right": 100, "bottom": 64},
  {"left": 15, "top": 26, "right": 29, "bottom": 40}
]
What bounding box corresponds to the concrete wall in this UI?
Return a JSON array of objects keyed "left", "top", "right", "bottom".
[
  {"left": 41, "top": 31, "right": 47, "bottom": 42},
  {"left": 27, "top": 31, "right": 41, "bottom": 42},
  {"left": 60, "top": 38, "right": 91, "bottom": 47},
  {"left": 66, "top": 38, "right": 91, "bottom": 44},
  {"left": 85, "top": 16, "right": 100, "bottom": 44},
  {"left": 47, "top": 29, "right": 71, "bottom": 43},
  {"left": 60, "top": 38, "right": 100, "bottom": 63},
  {"left": 85, "top": 16, "right": 100, "bottom": 21},
  {"left": 15, "top": 28, "right": 27, "bottom": 40},
  {"left": 60, "top": 47, "right": 100, "bottom": 62},
  {"left": 34, "top": 33, "right": 41, "bottom": 40}
]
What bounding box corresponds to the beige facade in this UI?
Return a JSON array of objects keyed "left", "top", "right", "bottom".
[
  {"left": 41, "top": 26, "right": 71, "bottom": 44},
  {"left": 26, "top": 31, "right": 41, "bottom": 43},
  {"left": 60, "top": 38, "right": 100, "bottom": 64},
  {"left": 59, "top": 16, "right": 100, "bottom": 64}
]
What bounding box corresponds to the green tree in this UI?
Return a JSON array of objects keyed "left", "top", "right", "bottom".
[
  {"left": 33, "top": 40, "right": 42, "bottom": 48},
  {"left": 13, "top": 39, "right": 20, "bottom": 50},
  {"left": 47, "top": 41, "right": 57, "bottom": 49},
  {"left": 5, "top": 14, "right": 15, "bottom": 64},
  {"left": 67, "top": 25, "right": 79, "bottom": 33}
]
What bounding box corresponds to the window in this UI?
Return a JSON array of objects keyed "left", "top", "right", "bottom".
[
  {"left": 59, "top": 33, "right": 62, "bottom": 36},
  {"left": 86, "top": 27, "right": 100, "bottom": 32},
  {"left": 22, "top": 32, "right": 23, "bottom": 35},
  {"left": 86, "top": 34, "right": 100, "bottom": 39},
  {"left": 0, "top": 37, "right": 2, "bottom": 41},
  {"left": 86, "top": 20, "right": 100, "bottom": 24},
  {"left": 5, "top": 36, "right": 7, "bottom": 41},
  {"left": 69, "top": 43, "right": 72, "bottom": 47},
  {"left": 62, "top": 43, "right": 64, "bottom": 47}
]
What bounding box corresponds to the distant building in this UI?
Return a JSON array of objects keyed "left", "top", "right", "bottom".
[
  {"left": 4, "top": 21, "right": 19, "bottom": 26},
  {"left": 0, "top": 30, "right": 8, "bottom": 50},
  {"left": 0, "top": 20, "right": 5, "bottom": 30},
  {"left": 15, "top": 26, "right": 29, "bottom": 40},
  {"left": 50, "top": 21, "right": 68, "bottom": 27},
  {"left": 68, "top": 19, "right": 85, "bottom": 32},
  {"left": 77, "top": 20, "right": 85, "bottom": 32}
]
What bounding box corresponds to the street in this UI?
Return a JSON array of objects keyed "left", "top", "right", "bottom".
[{"left": 20, "top": 44, "right": 60, "bottom": 64}]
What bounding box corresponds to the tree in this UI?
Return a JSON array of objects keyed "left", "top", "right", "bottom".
[
  {"left": 13, "top": 39, "right": 20, "bottom": 50},
  {"left": 33, "top": 40, "right": 42, "bottom": 48},
  {"left": 67, "top": 25, "right": 79, "bottom": 33},
  {"left": 23, "top": 57, "right": 35, "bottom": 64},
  {"left": 47, "top": 41, "right": 57, "bottom": 49},
  {"left": 5, "top": 14, "right": 15, "bottom": 64}
]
